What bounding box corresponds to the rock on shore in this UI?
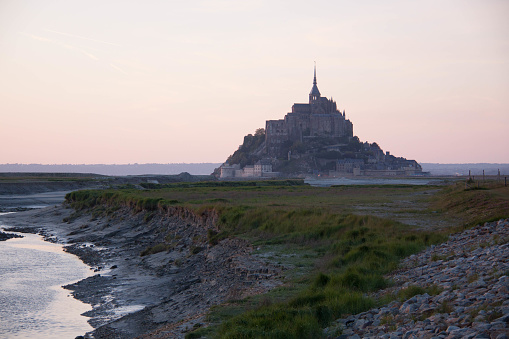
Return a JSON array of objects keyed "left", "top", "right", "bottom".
[
  {"left": 0, "top": 231, "right": 23, "bottom": 241},
  {"left": 326, "top": 218, "right": 509, "bottom": 339}
]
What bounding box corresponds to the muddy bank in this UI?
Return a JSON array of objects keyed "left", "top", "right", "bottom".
[
  {"left": 0, "top": 180, "right": 100, "bottom": 196},
  {"left": 0, "top": 175, "right": 103, "bottom": 211},
  {"left": 0, "top": 204, "right": 283, "bottom": 338},
  {"left": 0, "top": 172, "right": 214, "bottom": 197},
  {"left": 0, "top": 191, "right": 77, "bottom": 212},
  {"left": 0, "top": 172, "right": 215, "bottom": 212}
]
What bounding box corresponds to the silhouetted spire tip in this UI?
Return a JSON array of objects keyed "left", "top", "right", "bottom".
[{"left": 313, "top": 62, "right": 317, "bottom": 85}]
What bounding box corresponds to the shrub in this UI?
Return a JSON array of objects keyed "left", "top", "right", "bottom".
[
  {"left": 207, "top": 229, "right": 228, "bottom": 246},
  {"left": 436, "top": 301, "right": 453, "bottom": 314},
  {"left": 398, "top": 285, "right": 425, "bottom": 301},
  {"left": 190, "top": 246, "right": 204, "bottom": 255},
  {"left": 140, "top": 243, "right": 169, "bottom": 256},
  {"left": 314, "top": 273, "right": 330, "bottom": 288}
]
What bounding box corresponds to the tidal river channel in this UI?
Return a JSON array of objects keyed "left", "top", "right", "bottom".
[
  {"left": 0, "top": 215, "right": 93, "bottom": 339},
  {"left": 305, "top": 177, "right": 441, "bottom": 187}
]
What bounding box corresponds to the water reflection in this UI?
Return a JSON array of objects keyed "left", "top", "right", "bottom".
[{"left": 0, "top": 226, "right": 93, "bottom": 339}]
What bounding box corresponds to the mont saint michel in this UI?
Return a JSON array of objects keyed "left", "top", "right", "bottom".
[{"left": 220, "top": 67, "right": 422, "bottom": 179}]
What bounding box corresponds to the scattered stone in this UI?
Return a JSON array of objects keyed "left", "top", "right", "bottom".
[
  {"left": 325, "top": 218, "right": 509, "bottom": 339},
  {"left": 0, "top": 231, "right": 23, "bottom": 241}
]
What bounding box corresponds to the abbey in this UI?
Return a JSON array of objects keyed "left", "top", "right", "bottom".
[
  {"left": 219, "top": 66, "right": 424, "bottom": 178},
  {"left": 265, "top": 66, "right": 353, "bottom": 156}
]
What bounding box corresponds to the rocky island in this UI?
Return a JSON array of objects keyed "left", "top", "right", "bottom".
[{"left": 217, "top": 67, "right": 423, "bottom": 179}]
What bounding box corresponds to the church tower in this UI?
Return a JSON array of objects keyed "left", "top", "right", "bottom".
[{"left": 309, "top": 64, "right": 320, "bottom": 103}]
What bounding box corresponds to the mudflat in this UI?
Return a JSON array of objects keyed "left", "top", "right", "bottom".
[{"left": 0, "top": 191, "right": 73, "bottom": 211}]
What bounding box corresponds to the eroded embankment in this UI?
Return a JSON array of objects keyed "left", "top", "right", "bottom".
[{"left": 0, "top": 202, "right": 283, "bottom": 339}]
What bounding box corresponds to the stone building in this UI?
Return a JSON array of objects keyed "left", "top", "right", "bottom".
[
  {"left": 265, "top": 66, "right": 353, "bottom": 156},
  {"left": 219, "top": 160, "right": 275, "bottom": 179},
  {"left": 254, "top": 160, "right": 272, "bottom": 175},
  {"left": 220, "top": 163, "right": 240, "bottom": 178}
]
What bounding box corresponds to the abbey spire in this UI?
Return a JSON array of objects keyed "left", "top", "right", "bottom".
[{"left": 309, "top": 63, "right": 321, "bottom": 102}]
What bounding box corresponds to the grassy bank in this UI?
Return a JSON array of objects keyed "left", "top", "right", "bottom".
[
  {"left": 209, "top": 215, "right": 443, "bottom": 338},
  {"left": 65, "top": 180, "right": 509, "bottom": 338},
  {"left": 431, "top": 181, "right": 509, "bottom": 229}
]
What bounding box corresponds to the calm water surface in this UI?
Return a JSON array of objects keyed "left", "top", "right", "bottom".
[
  {"left": 305, "top": 177, "right": 437, "bottom": 186},
  {"left": 0, "top": 216, "right": 93, "bottom": 339}
]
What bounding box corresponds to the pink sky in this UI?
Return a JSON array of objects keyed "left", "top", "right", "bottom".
[{"left": 0, "top": 0, "right": 508, "bottom": 164}]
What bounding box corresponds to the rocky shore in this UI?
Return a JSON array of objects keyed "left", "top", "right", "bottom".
[
  {"left": 326, "top": 218, "right": 509, "bottom": 339},
  {"left": 0, "top": 230, "right": 23, "bottom": 241},
  {"left": 0, "top": 204, "right": 283, "bottom": 338}
]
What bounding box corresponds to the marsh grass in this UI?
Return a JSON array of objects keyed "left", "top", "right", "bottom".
[
  {"left": 65, "top": 180, "right": 509, "bottom": 338},
  {"left": 210, "top": 212, "right": 444, "bottom": 338},
  {"left": 140, "top": 243, "right": 170, "bottom": 256},
  {"left": 431, "top": 181, "right": 509, "bottom": 229}
]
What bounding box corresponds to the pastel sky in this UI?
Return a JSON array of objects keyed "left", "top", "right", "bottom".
[{"left": 0, "top": 0, "right": 508, "bottom": 164}]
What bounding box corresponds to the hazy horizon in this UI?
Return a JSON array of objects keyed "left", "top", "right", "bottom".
[
  {"left": 1, "top": 1, "right": 508, "bottom": 164},
  {"left": 2, "top": 160, "right": 509, "bottom": 167},
  {"left": 2, "top": 163, "right": 509, "bottom": 177}
]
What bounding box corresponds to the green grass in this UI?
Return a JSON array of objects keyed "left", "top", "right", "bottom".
[
  {"left": 396, "top": 284, "right": 443, "bottom": 302},
  {"left": 65, "top": 181, "right": 439, "bottom": 219},
  {"left": 210, "top": 213, "right": 444, "bottom": 338},
  {"left": 431, "top": 181, "right": 509, "bottom": 229}
]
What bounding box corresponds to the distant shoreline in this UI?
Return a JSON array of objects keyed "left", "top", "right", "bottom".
[
  {"left": 0, "top": 163, "right": 222, "bottom": 176},
  {"left": 0, "top": 162, "right": 508, "bottom": 177}
]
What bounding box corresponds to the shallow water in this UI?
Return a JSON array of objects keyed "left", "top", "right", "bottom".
[
  {"left": 305, "top": 177, "right": 437, "bottom": 187},
  {"left": 0, "top": 191, "right": 70, "bottom": 210},
  {"left": 0, "top": 220, "right": 93, "bottom": 338}
]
